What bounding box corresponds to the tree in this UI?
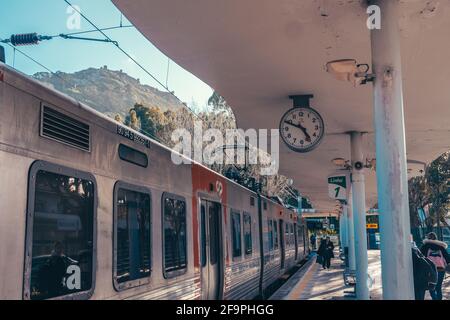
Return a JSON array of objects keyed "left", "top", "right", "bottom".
[
  {"left": 126, "top": 108, "right": 141, "bottom": 131},
  {"left": 121, "top": 92, "right": 305, "bottom": 205},
  {"left": 114, "top": 114, "right": 123, "bottom": 123},
  {"left": 425, "top": 152, "right": 450, "bottom": 228},
  {"left": 408, "top": 151, "right": 450, "bottom": 233}
]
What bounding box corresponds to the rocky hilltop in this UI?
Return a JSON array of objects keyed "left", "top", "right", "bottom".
[{"left": 34, "top": 66, "right": 184, "bottom": 117}]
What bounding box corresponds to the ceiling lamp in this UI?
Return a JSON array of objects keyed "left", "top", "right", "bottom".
[
  {"left": 326, "top": 59, "right": 375, "bottom": 86},
  {"left": 332, "top": 157, "right": 347, "bottom": 166}
]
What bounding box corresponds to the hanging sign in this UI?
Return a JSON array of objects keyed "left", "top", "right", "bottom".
[{"left": 328, "top": 174, "right": 347, "bottom": 200}]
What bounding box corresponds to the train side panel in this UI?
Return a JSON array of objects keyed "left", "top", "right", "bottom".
[
  {"left": 260, "top": 198, "right": 282, "bottom": 292},
  {"left": 0, "top": 64, "right": 199, "bottom": 300},
  {"left": 223, "top": 182, "right": 260, "bottom": 300},
  {"left": 0, "top": 64, "right": 309, "bottom": 300}
]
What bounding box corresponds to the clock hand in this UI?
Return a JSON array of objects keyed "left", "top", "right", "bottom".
[{"left": 284, "top": 120, "right": 312, "bottom": 142}]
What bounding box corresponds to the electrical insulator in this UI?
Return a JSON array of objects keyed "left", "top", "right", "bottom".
[{"left": 10, "top": 33, "right": 40, "bottom": 46}]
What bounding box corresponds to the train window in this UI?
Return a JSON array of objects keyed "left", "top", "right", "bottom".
[
  {"left": 24, "top": 161, "right": 96, "bottom": 300},
  {"left": 273, "top": 220, "right": 279, "bottom": 250},
  {"left": 162, "top": 194, "right": 187, "bottom": 278},
  {"left": 292, "top": 224, "right": 295, "bottom": 246},
  {"left": 285, "top": 224, "right": 290, "bottom": 246},
  {"left": 243, "top": 213, "right": 252, "bottom": 255},
  {"left": 118, "top": 144, "right": 148, "bottom": 168},
  {"left": 231, "top": 211, "right": 242, "bottom": 258},
  {"left": 113, "top": 182, "right": 151, "bottom": 291},
  {"left": 200, "top": 204, "right": 207, "bottom": 267},
  {"left": 250, "top": 197, "right": 255, "bottom": 206},
  {"left": 267, "top": 220, "right": 273, "bottom": 251},
  {"left": 263, "top": 201, "right": 267, "bottom": 210},
  {"left": 290, "top": 224, "right": 295, "bottom": 246},
  {"left": 209, "top": 203, "right": 220, "bottom": 265},
  {"left": 298, "top": 225, "right": 304, "bottom": 248}
]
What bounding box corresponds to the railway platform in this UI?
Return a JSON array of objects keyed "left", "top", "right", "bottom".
[
  {"left": 273, "top": 249, "right": 450, "bottom": 300},
  {"left": 271, "top": 250, "right": 383, "bottom": 300}
]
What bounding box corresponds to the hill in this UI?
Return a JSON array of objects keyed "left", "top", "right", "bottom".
[{"left": 33, "top": 66, "right": 184, "bottom": 117}]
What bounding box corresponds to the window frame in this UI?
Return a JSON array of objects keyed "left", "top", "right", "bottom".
[
  {"left": 290, "top": 224, "right": 295, "bottom": 247},
  {"left": 284, "top": 222, "right": 289, "bottom": 247},
  {"left": 200, "top": 202, "right": 207, "bottom": 268},
  {"left": 23, "top": 160, "right": 98, "bottom": 300},
  {"left": 113, "top": 181, "right": 152, "bottom": 291},
  {"left": 273, "top": 220, "right": 279, "bottom": 250},
  {"left": 231, "top": 210, "right": 242, "bottom": 259},
  {"left": 118, "top": 144, "right": 149, "bottom": 168},
  {"left": 243, "top": 212, "right": 253, "bottom": 256},
  {"left": 292, "top": 224, "right": 295, "bottom": 247},
  {"left": 161, "top": 192, "right": 188, "bottom": 279},
  {"left": 267, "top": 219, "right": 273, "bottom": 252}
]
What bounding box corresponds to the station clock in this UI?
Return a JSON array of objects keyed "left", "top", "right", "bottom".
[{"left": 279, "top": 95, "right": 325, "bottom": 153}]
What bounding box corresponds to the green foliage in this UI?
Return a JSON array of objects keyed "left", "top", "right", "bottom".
[
  {"left": 408, "top": 152, "right": 450, "bottom": 227},
  {"left": 123, "top": 92, "right": 309, "bottom": 207}
]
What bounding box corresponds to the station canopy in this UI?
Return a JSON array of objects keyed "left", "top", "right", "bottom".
[{"left": 113, "top": 0, "right": 450, "bottom": 212}]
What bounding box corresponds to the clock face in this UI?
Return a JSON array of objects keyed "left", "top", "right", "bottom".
[{"left": 279, "top": 107, "right": 325, "bottom": 153}]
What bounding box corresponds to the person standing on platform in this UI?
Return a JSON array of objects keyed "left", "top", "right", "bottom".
[
  {"left": 318, "top": 236, "right": 334, "bottom": 270},
  {"left": 420, "top": 232, "right": 450, "bottom": 300},
  {"left": 310, "top": 233, "right": 317, "bottom": 251},
  {"left": 411, "top": 236, "right": 437, "bottom": 300}
]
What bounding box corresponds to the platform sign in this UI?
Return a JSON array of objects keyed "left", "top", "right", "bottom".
[
  {"left": 328, "top": 174, "right": 347, "bottom": 200},
  {"left": 366, "top": 223, "right": 378, "bottom": 229}
]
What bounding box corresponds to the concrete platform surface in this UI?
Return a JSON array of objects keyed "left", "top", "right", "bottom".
[
  {"left": 284, "top": 249, "right": 450, "bottom": 300},
  {"left": 283, "top": 250, "right": 381, "bottom": 300}
]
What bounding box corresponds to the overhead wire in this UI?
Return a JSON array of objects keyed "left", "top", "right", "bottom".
[
  {"left": 63, "top": 0, "right": 203, "bottom": 121},
  {"left": 49, "top": 25, "right": 134, "bottom": 38},
  {"left": 3, "top": 0, "right": 258, "bottom": 187},
  {"left": 0, "top": 37, "right": 66, "bottom": 81}
]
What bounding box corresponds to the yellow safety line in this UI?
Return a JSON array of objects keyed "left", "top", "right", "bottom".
[{"left": 286, "top": 260, "right": 319, "bottom": 300}]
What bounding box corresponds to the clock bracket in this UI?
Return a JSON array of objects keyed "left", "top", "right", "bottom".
[{"left": 289, "top": 94, "right": 314, "bottom": 109}]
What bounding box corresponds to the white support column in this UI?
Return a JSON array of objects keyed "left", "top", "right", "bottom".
[
  {"left": 339, "top": 209, "right": 346, "bottom": 249},
  {"left": 350, "top": 132, "right": 369, "bottom": 300},
  {"left": 342, "top": 205, "right": 348, "bottom": 249},
  {"left": 340, "top": 204, "right": 349, "bottom": 266},
  {"left": 370, "top": 0, "right": 414, "bottom": 300},
  {"left": 346, "top": 189, "right": 356, "bottom": 271}
]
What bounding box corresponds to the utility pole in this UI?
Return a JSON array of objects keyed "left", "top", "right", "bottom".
[{"left": 370, "top": 0, "right": 414, "bottom": 299}]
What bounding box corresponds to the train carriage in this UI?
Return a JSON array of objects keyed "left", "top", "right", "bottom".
[
  {"left": 222, "top": 180, "right": 261, "bottom": 300},
  {"left": 0, "top": 63, "right": 309, "bottom": 300},
  {"left": 260, "top": 196, "right": 283, "bottom": 294},
  {"left": 282, "top": 207, "right": 297, "bottom": 271}
]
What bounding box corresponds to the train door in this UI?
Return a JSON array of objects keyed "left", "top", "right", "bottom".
[
  {"left": 279, "top": 219, "right": 285, "bottom": 269},
  {"left": 303, "top": 225, "right": 307, "bottom": 255},
  {"left": 294, "top": 223, "right": 298, "bottom": 260},
  {"left": 200, "top": 200, "right": 222, "bottom": 300}
]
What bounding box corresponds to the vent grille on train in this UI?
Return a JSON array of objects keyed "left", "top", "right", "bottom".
[{"left": 41, "top": 106, "right": 90, "bottom": 151}]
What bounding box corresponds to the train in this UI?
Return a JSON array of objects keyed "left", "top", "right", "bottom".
[{"left": 0, "top": 62, "right": 309, "bottom": 300}]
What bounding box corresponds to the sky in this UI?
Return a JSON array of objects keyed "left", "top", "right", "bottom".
[{"left": 0, "top": 0, "right": 214, "bottom": 109}]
